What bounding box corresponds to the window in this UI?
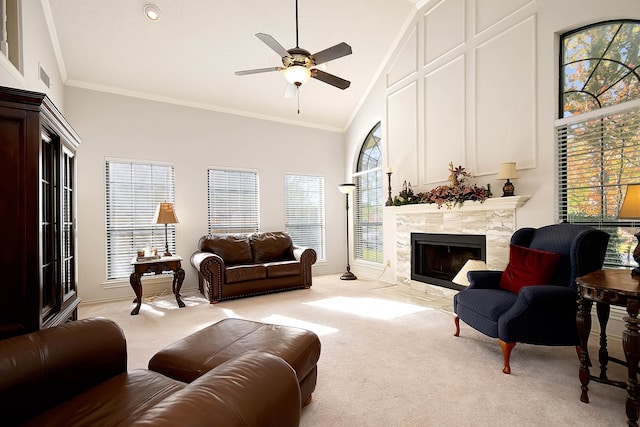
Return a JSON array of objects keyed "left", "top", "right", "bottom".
[
  {"left": 105, "top": 160, "right": 176, "bottom": 280},
  {"left": 0, "top": 0, "right": 21, "bottom": 72},
  {"left": 284, "top": 174, "right": 325, "bottom": 260},
  {"left": 208, "top": 168, "right": 259, "bottom": 233},
  {"left": 558, "top": 20, "right": 640, "bottom": 268},
  {"left": 353, "top": 122, "right": 383, "bottom": 264}
]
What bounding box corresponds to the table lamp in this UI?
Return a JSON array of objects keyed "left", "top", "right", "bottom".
[
  {"left": 452, "top": 259, "right": 488, "bottom": 287},
  {"left": 618, "top": 184, "right": 640, "bottom": 275},
  {"left": 497, "top": 162, "right": 518, "bottom": 197},
  {"left": 153, "top": 202, "right": 179, "bottom": 256}
]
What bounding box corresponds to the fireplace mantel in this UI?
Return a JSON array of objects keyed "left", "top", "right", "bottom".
[{"left": 384, "top": 195, "right": 530, "bottom": 214}]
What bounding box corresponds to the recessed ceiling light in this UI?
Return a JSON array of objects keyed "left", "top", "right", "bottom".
[{"left": 144, "top": 4, "right": 161, "bottom": 21}]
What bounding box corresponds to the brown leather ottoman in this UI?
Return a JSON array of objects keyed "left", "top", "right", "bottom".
[{"left": 148, "top": 318, "right": 321, "bottom": 405}]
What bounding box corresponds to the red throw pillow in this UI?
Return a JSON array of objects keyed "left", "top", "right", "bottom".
[{"left": 499, "top": 245, "right": 562, "bottom": 294}]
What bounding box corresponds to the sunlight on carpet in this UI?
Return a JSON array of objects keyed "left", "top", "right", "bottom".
[{"left": 304, "top": 296, "right": 430, "bottom": 320}]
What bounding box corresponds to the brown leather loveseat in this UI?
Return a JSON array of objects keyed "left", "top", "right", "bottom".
[
  {"left": 191, "top": 231, "right": 317, "bottom": 303},
  {"left": 0, "top": 318, "right": 301, "bottom": 427}
]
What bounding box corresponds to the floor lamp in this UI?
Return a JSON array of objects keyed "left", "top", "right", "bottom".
[
  {"left": 153, "top": 202, "right": 179, "bottom": 256},
  {"left": 338, "top": 183, "right": 357, "bottom": 280}
]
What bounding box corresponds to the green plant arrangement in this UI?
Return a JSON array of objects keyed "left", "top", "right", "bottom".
[{"left": 393, "top": 162, "right": 491, "bottom": 208}]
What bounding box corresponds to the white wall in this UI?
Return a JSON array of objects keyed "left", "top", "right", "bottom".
[
  {"left": 0, "top": 0, "right": 64, "bottom": 107},
  {"left": 64, "top": 86, "right": 346, "bottom": 303},
  {"left": 346, "top": 0, "right": 640, "bottom": 281}
]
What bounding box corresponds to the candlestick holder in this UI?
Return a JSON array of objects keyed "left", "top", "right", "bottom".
[{"left": 385, "top": 171, "right": 393, "bottom": 206}]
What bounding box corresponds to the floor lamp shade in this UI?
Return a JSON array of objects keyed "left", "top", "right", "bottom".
[{"left": 153, "top": 202, "right": 179, "bottom": 256}]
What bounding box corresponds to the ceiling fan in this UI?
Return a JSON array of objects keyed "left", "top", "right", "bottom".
[{"left": 235, "top": 0, "right": 352, "bottom": 95}]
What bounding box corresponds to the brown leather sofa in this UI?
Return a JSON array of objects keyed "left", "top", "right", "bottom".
[
  {"left": 0, "top": 318, "right": 301, "bottom": 427},
  {"left": 191, "top": 231, "right": 317, "bottom": 303}
]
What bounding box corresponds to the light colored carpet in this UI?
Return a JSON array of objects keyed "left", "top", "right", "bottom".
[{"left": 79, "top": 275, "right": 628, "bottom": 426}]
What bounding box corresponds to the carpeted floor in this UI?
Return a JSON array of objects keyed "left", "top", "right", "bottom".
[{"left": 79, "top": 275, "right": 628, "bottom": 426}]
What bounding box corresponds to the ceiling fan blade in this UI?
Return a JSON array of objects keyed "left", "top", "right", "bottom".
[
  {"left": 311, "top": 69, "right": 351, "bottom": 90},
  {"left": 255, "top": 33, "right": 292, "bottom": 58},
  {"left": 235, "top": 67, "right": 281, "bottom": 76},
  {"left": 311, "top": 42, "right": 352, "bottom": 65},
  {"left": 284, "top": 82, "right": 298, "bottom": 98}
]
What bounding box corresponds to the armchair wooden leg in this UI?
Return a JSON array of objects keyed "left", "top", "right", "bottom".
[
  {"left": 499, "top": 340, "right": 516, "bottom": 374},
  {"left": 454, "top": 316, "right": 460, "bottom": 337}
]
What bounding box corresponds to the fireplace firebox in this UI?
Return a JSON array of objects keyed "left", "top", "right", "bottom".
[{"left": 411, "top": 233, "right": 486, "bottom": 291}]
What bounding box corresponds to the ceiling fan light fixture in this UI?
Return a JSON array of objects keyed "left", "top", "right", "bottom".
[
  {"left": 284, "top": 65, "right": 311, "bottom": 86},
  {"left": 144, "top": 4, "right": 161, "bottom": 21}
]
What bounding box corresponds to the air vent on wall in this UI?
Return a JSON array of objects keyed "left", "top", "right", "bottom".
[{"left": 39, "top": 65, "right": 50, "bottom": 88}]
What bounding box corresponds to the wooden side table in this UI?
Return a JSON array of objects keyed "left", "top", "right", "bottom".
[
  {"left": 576, "top": 269, "right": 640, "bottom": 427},
  {"left": 129, "top": 256, "right": 185, "bottom": 315}
]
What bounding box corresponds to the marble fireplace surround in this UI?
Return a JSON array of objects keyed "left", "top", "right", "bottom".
[{"left": 391, "top": 196, "right": 530, "bottom": 296}]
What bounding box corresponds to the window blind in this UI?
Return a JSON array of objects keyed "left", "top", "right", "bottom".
[
  {"left": 208, "top": 168, "right": 259, "bottom": 233},
  {"left": 105, "top": 160, "right": 175, "bottom": 280},
  {"left": 354, "top": 168, "right": 383, "bottom": 263},
  {"left": 556, "top": 101, "right": 640, "bottom": 267},
  {"left": 284, "top": 174, "right": 325, "bottom": 260}
]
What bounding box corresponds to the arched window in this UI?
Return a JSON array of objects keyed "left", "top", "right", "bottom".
[
  {"left": 353, "top": 122, "right": 383, "bottom": 264},
  {"left": 557, "top": 20, "right": 640, "bottom": 268}
]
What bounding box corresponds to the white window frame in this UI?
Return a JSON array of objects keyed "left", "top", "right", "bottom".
[
  {"left": 105, "top": 159, "right": 176, "bottom": 281},
  {"left": 353, "top": 122, "right": 383, "bottom": 265},
  {"left": 207, "top": 167, "right": 260, "bottom": 234},
  {"left": 284, "top": 173, "right": 325, "bottom": 260},
  {"left": 0, "top": 0, "right": 22, "bottom": 76}
]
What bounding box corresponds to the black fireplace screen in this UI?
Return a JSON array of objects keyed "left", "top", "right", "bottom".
[{"left": 411, "top": 233, "right": 486, "bottom": 291}]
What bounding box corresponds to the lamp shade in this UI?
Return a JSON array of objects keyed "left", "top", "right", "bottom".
[
  {"left": 619, "top": 184, "right": 640, "bottom": 220},
  {"left": 497, "top": 162, "right": 518, "bottom": 180},
  {"left": 284, "top": 65, "right": 311, "bottom": 86},
  {"left": 452, "top": 259, "right": 488, "bottom": 287},
  {"left": 153, "top": 202, "right": 179, "bottom": 224},
  {"left": 338, "top": 183, "right": 356, "bottom": 194}
]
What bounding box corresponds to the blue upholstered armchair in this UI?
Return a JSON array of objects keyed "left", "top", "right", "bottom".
[{"left": 453, "top": 223, "right": 610, "bottom": 374}]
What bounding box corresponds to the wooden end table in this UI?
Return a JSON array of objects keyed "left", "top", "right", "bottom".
[
  {"left": 129, "top": 256, "right": 185, "bottom": 315},
  {"left": 576, "top": 269, "right": 640, "bottom": 427}
]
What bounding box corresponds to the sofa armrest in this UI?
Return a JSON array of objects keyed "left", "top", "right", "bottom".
[
  {"left": 467, "top": 270, "right": 503, "bottom": 289},
  {"left": 293, "top": 245, "right": 317, "bottom": 265},
  {"left": 132, "top": 352, "right": 301, "bottom": 427},
  {"left": 293, "top": 246, "right": 317, "bottom": 288},
  {"left": 191, "top": 251, "right": 225, "bottom": 302},
  {"left": 0, "top": 318, "right": 127, "bottom": 425}
]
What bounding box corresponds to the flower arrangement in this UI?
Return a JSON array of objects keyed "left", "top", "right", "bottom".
[{"left": 393, "top": 162, "right": 491, "bottom": 208}]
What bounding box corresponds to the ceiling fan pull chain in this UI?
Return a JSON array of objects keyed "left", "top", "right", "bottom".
[{"left": 297, "top": 88, "right": 301, "bottom": 114}]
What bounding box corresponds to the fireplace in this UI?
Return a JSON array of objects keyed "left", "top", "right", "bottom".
[{"left": 411, "top": 233, "right": 486, "bottom": 291}]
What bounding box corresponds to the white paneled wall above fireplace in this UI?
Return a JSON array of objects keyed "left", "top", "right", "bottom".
[{"left": 385, "top": 0, "right": 538, "bottom": 189}]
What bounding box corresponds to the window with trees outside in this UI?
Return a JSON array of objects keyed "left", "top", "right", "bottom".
[
  {"left": 284, "top": 174, "right": 325, "bottom": 260},
  {"left": 353, "top": 122, "right": 383, "bottom": 264},
  {"left": 557, "top": 20, "right": 640, "bottom": 268},
  {"left": 208, "top": 168, "right": 259, "bottom": 233},
  {"left": 105, "top": 160, "right": 176, "bottom": 280}
]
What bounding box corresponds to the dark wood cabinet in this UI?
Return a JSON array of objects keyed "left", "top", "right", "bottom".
[{"left": 0, "top": 86, "right": 81, "bottom": 339}]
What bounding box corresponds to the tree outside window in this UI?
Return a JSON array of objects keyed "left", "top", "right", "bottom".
[{"left": 559, "top": 20, "right": 640, "bottom": 267}]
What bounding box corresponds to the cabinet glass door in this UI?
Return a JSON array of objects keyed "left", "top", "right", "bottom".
[
  {"left": 40, "top": 132, "right": 57, "bottom": 321},
  {"left": 61, "top": 146, "right": 76, "bottom": 301}
]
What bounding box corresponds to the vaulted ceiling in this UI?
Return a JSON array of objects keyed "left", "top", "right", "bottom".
[{"left": 47, "top": 0, "right": 419, "bottom": 131}]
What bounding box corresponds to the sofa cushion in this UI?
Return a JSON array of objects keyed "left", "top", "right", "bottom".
[
  {"left": 499, "top": 245, "right": 562, "bottom": 294},
  {"left": 225, "top": 265, "right": 267, "bottom": 283},
  {"left": 199, "top": 234, "right": 253, "bottom": 265},
  {"left": 265, "top": 261, "right": 302, "bottom": 278},
  {"left": 24, "top": 370, "right": 185, "bottom": 427},
  {"left": 251, "top": 232, "right": 294, "bottom": 263}
]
